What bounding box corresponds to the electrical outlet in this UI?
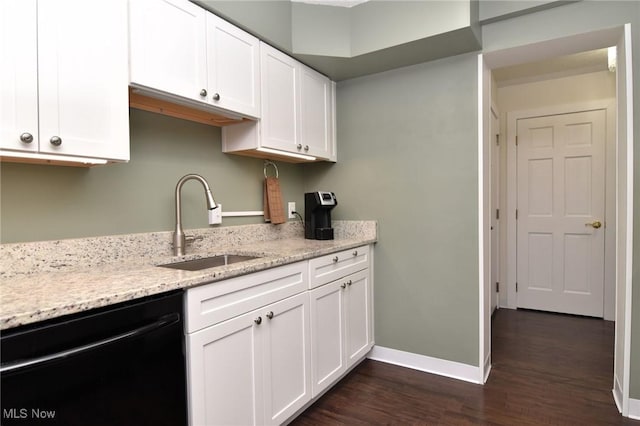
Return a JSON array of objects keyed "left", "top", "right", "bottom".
[
  {"left": 208, "top": 204, "right": 222, "bottom": 225},
  {"left": 288, "top": 202, "right": 296, "bottom": 219}
]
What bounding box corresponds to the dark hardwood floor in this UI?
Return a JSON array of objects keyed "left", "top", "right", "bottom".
[{"left": 292, "top": 308, "right": 638, "bottom": 425}]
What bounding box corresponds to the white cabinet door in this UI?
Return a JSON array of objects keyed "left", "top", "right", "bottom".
[
  {"left": 345, "top": 269, "right": 373, "bottom": 367},
  {"left": 300, "top": 65, "right": 332, "bottom": 159},
  {"left": 187, "top": 310, "right": 264, "bottom": 426},
  {"left": 309, "top": 280, "right": 346, "bottom": 397},
  {"left": 37, "top": 0, "right": 129, "bottom": 160},
  {"left": 129, "top": 0, "right": 207, "bottom": 104},
  {"left": 262, "top": 292, "right": 311, "bottom": 425},
  {"left": 260, "top": 42, "right": 300, "bottom": 153},
  {"left": 0, "top": 0, "right": 38, "bottom": 153},
  {"left": 206, "top": 13, "right": 260, "bottom": 118}
]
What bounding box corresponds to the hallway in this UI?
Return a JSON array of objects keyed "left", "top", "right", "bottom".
[{"left": 293, "top": 309, "right": 638, "bottom": 425}]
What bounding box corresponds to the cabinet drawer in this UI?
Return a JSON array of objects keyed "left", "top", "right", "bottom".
[
  {"left": 185, "top": 261, "right": 307, "bottom": 333},
  {"left": 308, "top": 245, "right": 369, "bottom": 289}
]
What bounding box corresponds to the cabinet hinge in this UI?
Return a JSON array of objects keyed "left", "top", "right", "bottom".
[
  {"left": 496, "top": 282, "right": 500, "bottom": 293},
  {"left": 516, "top": 282, "right": 518, "bottom": 292},
  {"left": 496, "top": 209, "right": 500, "bottom": 220},
  {"left": 516, "top": 209, "right": 519, "bottom": 220},
  {"left": 515, "top": 135, "right": 518, "bottom": 146},
  {"left": 496, "top": 134, "right": 500, "bottom": 146}
]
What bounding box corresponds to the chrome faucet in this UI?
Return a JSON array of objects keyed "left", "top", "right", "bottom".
[{"left": 173, "top": 174, "right": 217, "bottom": 256}]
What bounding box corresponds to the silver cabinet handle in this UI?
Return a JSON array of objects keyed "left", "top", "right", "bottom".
[
  {"left": 347, "top": 280, "right": 353, "bottom": 286},
  {"left": 333, "top": 256, "right": 339, "bottom": 263},
  {"left": 254, "top": 316, "right": 262, "bottom": 325},
  {"left": 200, "top": 89, "right": 207, "bottom": 97},
  {"left": 340, "top": 283, "right": 346, "bottom": 289},
  {"left": 304, "top": 145, "right": 309, "bottom": 151},
  {"left": 20, "top": 133, "right": 33, "bottom": 144},
  {"left": 352, "top": 250, "right": 358, "bottom": 256},
  {"left": 50, "top": 136, "right": 62, "bottom": 146},
  {"left": 296, "top": 144, "right": 303, "bottom": 150},
  {"left": 266, "top": 311, "right": 274, "bottom": 319},
  {"left": 212, "top": 93, "right": 220, "bottom": 101}
]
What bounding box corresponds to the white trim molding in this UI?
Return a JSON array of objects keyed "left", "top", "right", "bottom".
[
  {"left": 368, "top": 346, "right": 484, "bottom": 384},
  {"left": 628, "top": 398, "right": 640, "bottom": 420}
]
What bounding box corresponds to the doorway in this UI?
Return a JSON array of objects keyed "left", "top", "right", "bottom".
[{"left": 480, "top": 24, "right": 634, "bottom": 417}]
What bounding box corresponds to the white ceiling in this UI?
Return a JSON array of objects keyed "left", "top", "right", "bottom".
[
  {"left": 493, "top": 47, "right": 611, "bottom": 87},
  {"left": 290, "top": 0, "right": 369, "bottom": 7}
]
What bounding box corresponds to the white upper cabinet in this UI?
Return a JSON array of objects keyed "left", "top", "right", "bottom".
[
  {"left": 129, "top": 0, "right": 260, "bottom": 118},
  {"left": 259, "top": 42, "right": 300, "bottom": 152},
  {"left": 1, "top": 0, "right": 129, "bottom": 163},
  {"left": 0, "top": 0, "right": 39, "bottom": 154},
  {"left": 222, "top": 42, "right": 336, "bottom": 162},
  {"left": 206, "top": 13, "right": 261, "bottom": 118},
  {"left": 129, "top": 0, "right": 207, "bottom": 103},
  {"left": 300, "top": 65, "right": 333, "bottom": 160}
]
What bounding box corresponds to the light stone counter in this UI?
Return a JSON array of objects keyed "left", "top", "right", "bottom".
[{"left": 0, "top": 221, "right": 377, "bottom": 330}]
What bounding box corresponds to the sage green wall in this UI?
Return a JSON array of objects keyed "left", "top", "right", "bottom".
[
  {"left": 303, "top": 53, "right": 480, "bottom": 366},
  {"left": 291, "top": 3, "right": 350, "bottom": 57},
  {"left": 0, "top": 109, "right": 305, "bottom": 243},
  {"left": 481, "top": 0, "right": 640, "bottom": 401}
]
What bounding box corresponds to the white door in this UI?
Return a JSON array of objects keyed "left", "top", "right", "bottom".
[
  {"left": 262, "top": 293, "right": 311, "bottom": 426},
  {"left": 516, "top": 109, "right": 606, "bottom": 317},
  {"left": 300, "top": 65, "right": 332, "bottom": 159},
  {"left": 129, "top": 0, "right": 207, "bottom": 103},
  {"left": 309, "top": 280, "right": 346, "bottom": 397},
  {"left": 186, "top": 310, "right": 264, "bottom": 426},
  {"left": 206, "top": 12, "right": 261, "bottom": 118},
  {"left": 0, "top": 0, "right": 39, "bottom": 153},
  {"left": 345, "top": 269, "right": 372, "bottom": 367},
  {"left": 490, "top": 107, "right": 500, "bottom": 313}
]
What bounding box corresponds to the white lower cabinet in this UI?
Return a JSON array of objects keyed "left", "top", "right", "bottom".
[
  {"left": 187, "top": 292, "right": 310, "bottom": 426},
  {"left": 309, "top": 280, "right": 346, "bottom": 397},
  {"left": 309, "top": 268, "right": 372, "bottom": 397},
  {"left": 185, "top": 245, "right": 373, "bottom": 425}
]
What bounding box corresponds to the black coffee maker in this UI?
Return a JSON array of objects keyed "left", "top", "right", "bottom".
[{"left": 304, "top": 192, "right": 337, "bottom": 240}]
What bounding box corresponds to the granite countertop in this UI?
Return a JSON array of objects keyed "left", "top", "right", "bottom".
[{"left": 0, "top": 221, "right": 377, "bottom": 330}]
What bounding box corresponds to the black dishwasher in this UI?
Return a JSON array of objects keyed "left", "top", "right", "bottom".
[{"left": 1, "top": 290, "right": 187, "bottom": 426}]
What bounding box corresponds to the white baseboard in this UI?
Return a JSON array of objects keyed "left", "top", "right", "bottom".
[
  {"left": 368, "top": 345, "right": 484, "bottom": 384},
  {"left": 613, "top": 375, "right": 624, "bottom": 413},
  {"left": 483, "top": 353, "right": 492, "bottom": 384},
  {"left": 629, "top": 398, "right": 640, "bottom": 420}
]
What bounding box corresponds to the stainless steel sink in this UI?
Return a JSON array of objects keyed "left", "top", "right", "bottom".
[{"left": 158, "top": 254, "right": 260, "bottom": 271}]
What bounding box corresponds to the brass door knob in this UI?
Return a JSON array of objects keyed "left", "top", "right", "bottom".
[{"left": 586, "top": 221, "right": 602, "bottom": 229}]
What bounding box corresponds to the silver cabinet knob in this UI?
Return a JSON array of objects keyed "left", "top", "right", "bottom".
[
  {"left": 50, "top": 136, "right": 62, "bottom": 146},
  {"left": 212, "top": 93, "right": 220, "bottom": 101},
  {"left": 254, "top": 316, "right": 262, "bottom": 325},
  {"left": 352, "top": 250, "right": 358, "bottom": 256},
  {"left": 266, "top": 311, "right": 274, "bottom": 319},
  {"left": 296, "top": 144, "right": 303, "bottom": 150},
  {"left": 200, "top": 89, "right": 207, "bottom": 97},
  {"left": 304, "top": 145, "right": 309, "bottom": 151},
  {"left": 340, "top": 283, "right": 346, "bottom": 289},
  {"left": 333, "top": 256, "right": 339, "bottom": 263},
  {"left": 20, "top": 133, "right": 33, "bottom": 144}
]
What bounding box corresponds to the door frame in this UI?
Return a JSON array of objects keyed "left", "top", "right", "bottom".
[
  {"left": 505, "top": 101, "right": 616, "bottom": 318},
  {"left": 479, "top": 23, "right": 633, "bottom": 417}
]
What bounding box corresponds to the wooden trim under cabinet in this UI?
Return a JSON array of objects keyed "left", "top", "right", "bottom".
[{"left": 129, "top": 88, "right": 249, "bottom": 127}]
